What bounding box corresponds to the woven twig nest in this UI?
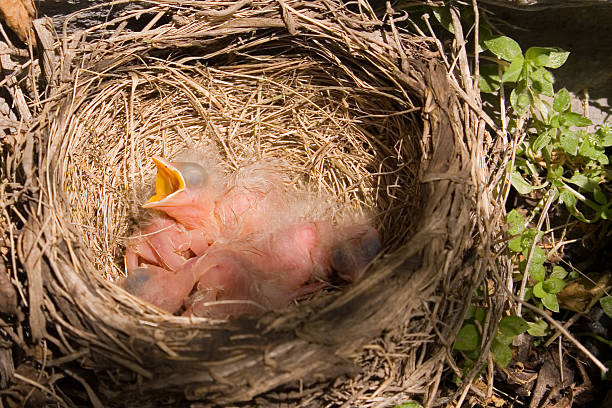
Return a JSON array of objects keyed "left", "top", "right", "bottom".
[{"left": 3, "top": 1, "right": 505, "bottom": 406}]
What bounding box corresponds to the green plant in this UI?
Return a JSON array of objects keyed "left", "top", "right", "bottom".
[
  {"left": 393, "top": 402, "right": 424, "bottom": 408},
  {"left": 406, "top": 2, "right": 612, "bottom": 387},
  {"left": 506, "top": 209, "right": 576, "bottom": 313},
  {"left": 454, "top": 307, "right": 529, "bottom": 367},
  {"left": 479, "top": 36, "right": 612, "bottom": 223},
  {"left": 602, "top": 295, "right": 612, "bottom": 318}
]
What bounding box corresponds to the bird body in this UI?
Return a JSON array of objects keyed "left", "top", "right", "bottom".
[
  {"left": 183, "top": 222, "right": 329, "bottom": 318},
  {"left": 122, "top": 152, "right": 381, "bottom": 318},
  {"left": 123, "top": 265, "right": 197, "bottom": 313},
  {"left": 125, "top": 216, "right": 210, "bottom": 273}
]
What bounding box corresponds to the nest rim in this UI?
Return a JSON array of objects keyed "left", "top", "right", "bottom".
[{"left": 6, "top": 1, "right": 502, "bottom": 405}]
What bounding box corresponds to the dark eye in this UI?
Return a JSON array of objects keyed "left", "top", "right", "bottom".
[
  {"left": 330, "top": 243, "right": 355, "bottom": 273},
  {"left": 123, "top": 268, "right": 151, "bottom": 294},
  {"left": 360, "top": 235, "right": 381, "bottom": 262},
  {"left": 175, "top": 162, "right": 209, "bottom": 188}
]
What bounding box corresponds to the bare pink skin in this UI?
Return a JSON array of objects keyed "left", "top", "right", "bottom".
[
  {"left": 123, "top": 159, "right": 382, "bottom": 317},
  {"left": 143, "top": 163, "right": 283, "bottom": 242},
  {"left": 143, "top": 184, "right": 220, "bottom": 234},
  {"left": 121, "top": 264, "right": 197, "bottom": 313},
  {"left": 183, "top": 222, "right": 331, "bottom": 318},
  {"left": 125, "top": 216, "right": 212, "bottom": 273}
]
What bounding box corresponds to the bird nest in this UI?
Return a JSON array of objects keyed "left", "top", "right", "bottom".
[{"left": 1, "top": 1, "right": 506, "bottom": 406}]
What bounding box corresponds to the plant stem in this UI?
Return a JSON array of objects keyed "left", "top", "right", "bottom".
[{"left": 516, "top": 190, "right": 555, "bottom": 317}]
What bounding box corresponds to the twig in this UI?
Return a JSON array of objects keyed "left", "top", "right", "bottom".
[
  {"left": 471, "top": 0, "right": 480, "bottom": 95},
  {"left": 516, "top": 190, "right": 555, "bottom": 316},
  {"left": 512, "top": 294, "right": 609, "bottom": 375},
  {"left": 421, "top": 14, "right": 450, "bottom": 70},
  {"left": 13, "top": 373, "right": 71, "bottom": 408}
]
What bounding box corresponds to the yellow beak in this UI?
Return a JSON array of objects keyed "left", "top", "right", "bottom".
[{"left": 144, "top": 157, "right": 186, "bottom": 206}]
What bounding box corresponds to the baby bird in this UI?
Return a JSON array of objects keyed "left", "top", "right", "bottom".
[
  {"left": 122, "top": 152, "right": 382, "bottom": 317},
  {"left": 122, "top": 265, "right": 197, "bottom": 313},
  {"left": 142, "top": 157, "right": 221, "bottom": 235},
  {"left": 183, "top": 222, "right": 330, "bottom": 318},
  {"left": 124, "top": 216, "right": 210, "bottom": 273},
  {"left": 183, "top": 222, "right": 381, "bottom": 318},
  {"left": 329, "top": 224, "right": 381, "bottom": 282}
]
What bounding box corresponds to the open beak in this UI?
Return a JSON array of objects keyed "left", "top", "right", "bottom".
[{"left": 143, "top": 157, "right": 186, "bottom": 208}]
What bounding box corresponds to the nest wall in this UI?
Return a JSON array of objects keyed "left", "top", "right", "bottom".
[{"left": 1, "top": 1, "right": 505, "bottom": 406}]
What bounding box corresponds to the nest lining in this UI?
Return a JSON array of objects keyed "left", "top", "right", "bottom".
[
  {"left": 58, "top": 54, "right": 421, "bottom": 282},
  {"left": 1, "top": 1, "right": 505, "bottom": 406}
]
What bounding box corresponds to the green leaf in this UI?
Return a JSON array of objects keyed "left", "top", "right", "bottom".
[
  {"left": 477, "top": 25, "right": 493, "bottom": 53},
  {"left": 464, "top": 305, "right": 475, "bottom": 321},
  {"left": 525, "top": 47, "right": 551, "bottom": 67},
  {"left": 601, "top": 296, "right": 612, "bottom": 318},
  {"left": 474, "top": 307, "right": 486, "bottom": 324},
  {"left": 516, "top": 90, "right": 532, "bottom": 113},
  {"left": 530, "top": 67, "right": 554, "bottom": 97},
  {"left": 511, "top": 171, "right": 536, "bottom": 194},
  {"left": 499, "top": 316, "right": 529, "bottom": 341},
  {"left": 529, "top": 263, "right": 546, "bottom": 282},
  {"left": 524, "top": 286, "right": 534, "bottom": 302},
  {"left": 485, "top": 36, "right": 523, "bottom": 62},
  {"left": 553, "top": 89, "right": 571, "bottom": 112},
  {"left": 566, "top": 173, "right": 598, "bottom": 192},
  {"left": 523, "top": 228, "right": 545, "bottom": 245},
  {"left": 541, "top": 292, "right": 560, "bottom": 312},
  {"left": 596, "top": 124, "right": 612, "bottom": 146},
  {"left": 579, "top": 135, "right": 609, "bottom": 164},
  {"left": 502, "top": 57, "right": 524, "bottom": 82},
  {"left": 533, "top": 282, "right": 546, "bottom": 298},
  {"left": 594, "top": 189, "right": 607, "bottom": 205},
  {"left": 508, "top": 236, "right": 523, "bottom": 252},
  {"left": 579, "top": 139, "right": 602, "bottom": 160},
  {"left": 432, "top": 7, "right": 454, "bottom": 33},
  {"left": 559, "top": 131, "right": 579, "bottom": 156},
  {"left": 533, "top": 129, "right": 554, "bottom": 152},
  {"left": 559, "top": 188, "right": 577, "bottom": 207},
  {"left": 550, "top": 266, "right": 567, "bottom": 280},
  {"left": 559, "top": 189, "right": 585, "bottom": 221},
  {"left": 393, "top": 402, "right": 424, "bottom": 408},
  {"left": 478, "top": 64, "right": 501, "bottom": 93},
  {"left": 507, "top": 209, "right": 526, "bottom": 235},
  {"left": 532, "top": 95, "right": 549, "bottom": 117},
  {"left": 454, "top": 324, "right": 481, "bottom": 351},
  {"left": 543, "top": 277, "right": 566, "bottom": 294},
  {"left": 546, "top": 49, "right": 570, "bottom": 69},
  {"left": 491, "top": 339, "right": 512, "bottom": 367},
  {"left": 524, "top": 245, "right": 547, "bottom": 266},
  {"left": 527, "top": 320, "right": 548, "bottom": 336},
  {"left": 525, "top": 47, "right": 569, "bottom": 69},
  {"left": 560, "top": 112, "right": 592, "bottom": 127}
]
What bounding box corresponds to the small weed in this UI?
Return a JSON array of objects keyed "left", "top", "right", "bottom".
[
  {"left": 479, "top": 36, "right": 612, "bottom": 223},
  {"left": 454, "top": 307, "right": 529, "bottom": 367}
]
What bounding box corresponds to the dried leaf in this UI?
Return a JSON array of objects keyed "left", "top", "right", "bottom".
[
  {"left": 0, "top": 0, "right": 36, "bottom": 44},
  {"left": 557, "top": 273, "right": 611, "bottom": 312}
]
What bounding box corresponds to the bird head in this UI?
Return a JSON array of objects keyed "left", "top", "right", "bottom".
[{"left": 143, "top": 157, "right": 219, "bottom": 231}]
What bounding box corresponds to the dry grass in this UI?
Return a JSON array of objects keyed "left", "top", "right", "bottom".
[
  {"left": 0, "top": 1, "right": 507, "bottom": 406},
  {"left": 58, "top": 56, "right": 421, "bottom": 282}
]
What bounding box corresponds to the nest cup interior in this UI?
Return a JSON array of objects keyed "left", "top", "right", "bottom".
[{"left": 55, "top": 39, "right": 423, "bottom": 298}]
